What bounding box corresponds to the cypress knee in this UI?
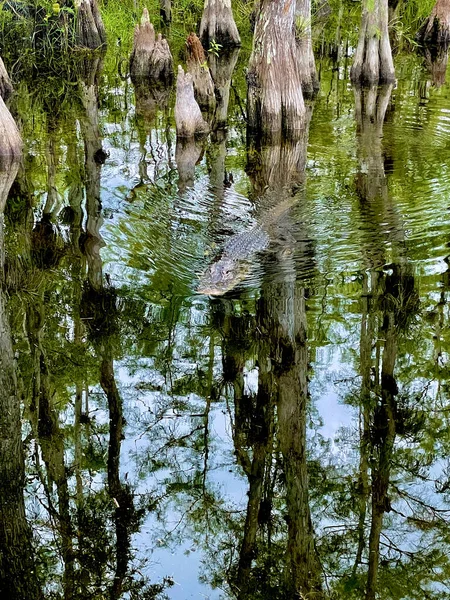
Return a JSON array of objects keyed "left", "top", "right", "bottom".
[
  {"left": 175, "top": 66, "right": 209, "bottom": 138},
  {"left": 130, "top": 9, "right": 173, "bottom": 86},
  {"left": 186, "top": 33, "right": 216, "bottom": 113}
]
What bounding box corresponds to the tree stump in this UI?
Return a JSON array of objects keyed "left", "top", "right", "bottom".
[
  {"left": 247, "top": 0, "right": 305, "bottom": 139},
  {"left": 76, "top": 0, "right": 107, "bottom": 49},
  {"left": 418, "top": 0, "right": 450, "bottom": 47},
  {"left": 186, "top": 33, "right": 216, "bottom": 113},
  {"left": 351, "top": 0, "right": 395, "bottom": 85},
  {"left": 130, "top": 8, "right": 174, "bottom": 86},
  {"left": 296, "top": 0, "right": 319, "bottom": 97},
  {"left": 0, "top": 96, "right": 22, "bottom": 158},
  {"left": 199, "top": 0, "right": 241, "bottom": 49},
  {"left": 175, "top": 66, "right": 209, "bottom": 137},
  {"left": 0, "top": 58, "right": 13, "bottom": 102}
]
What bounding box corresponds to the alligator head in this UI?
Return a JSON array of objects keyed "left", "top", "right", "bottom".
[{"left": 197, "top": 256, "right": 250, "bottom": 296}]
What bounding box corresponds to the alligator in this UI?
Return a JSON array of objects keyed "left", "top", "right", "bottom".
[{"left": 197, "top": 196, "right": 298, "bottom": 296}]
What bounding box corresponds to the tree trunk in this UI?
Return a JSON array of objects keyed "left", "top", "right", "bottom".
[
  {"left": 186, "top": 33, "right": 216, "bottom": 114},
  {"left": 0, "top": 95, "right": 22, "bottom": 158},
  {"left": 130, "top": 9, "right": 173, "bottom": 86},
  {"left": 160, "top": 0, "right": 171, "bottom": 25},
  {"left": 351, "top": 0, "right": 395, "bottom": 85},
  {"left": 0, "top": 57, "right": 13, "bottom": 101},
  {"left": 199, "top": 0, "right": 241, "bottom": 49},
  {"left": 209, "top": 47, "right": 240, "bottom": 130},
  {"left": 418, "top": 0, "right": 450, "bottom": 47},
  {"left": 175, "top": 66, "right": 209, "bottom": 137},
  {"left": 76, "top": 0, "right": 107, "bottom": 49},
  {"left": 296, "top": 0, "right": 319, "bottom": 97},
  {"left": 247, "top": 0, "right": 306, "bottom": 140}
]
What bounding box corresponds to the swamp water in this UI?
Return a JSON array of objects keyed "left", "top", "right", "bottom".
[{"left": 2, "top": 43, "right": 450, "bottom": 600}]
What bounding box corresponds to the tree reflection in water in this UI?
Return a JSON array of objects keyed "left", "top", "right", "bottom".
[{"left": 2, "top": 38, "right": 450, "bottom": 600}]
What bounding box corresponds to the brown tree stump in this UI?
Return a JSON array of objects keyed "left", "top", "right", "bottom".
[
  {"left": 76, "top": 0, "right": 107, "bottom": 49},
  {"left": 418, "top": 0, "right": 450, "bottom": 47},
  {"left": 296, "top": 0, "right": 319, "bottom": 97},
  {"left": 0, "top": 96, "right": 22, "bottom": 158},
  {"left": 351, "top": 0, "right": 395, "bottom": 85},
  {"left": 130, "top": 8, "right": 174, "bottom": 86},
  {"left": 247, "top": 0, "right": 305, "bottom": 139},
  {"left": 186, "top": 33, "right": 216, "bottom": 113},
  {"left": 199, "top": 0, "right": 241, "bottom": 49},
  {"left": 175, "top": 66, "right": 209, "bottom": 137},
  {"left": 0, "top": 58, "right": 13, "bottom": 102}
]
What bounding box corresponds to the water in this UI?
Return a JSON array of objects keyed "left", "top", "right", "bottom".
[{"left": 2, "top": 43, "right": 450, "bottom": 599}]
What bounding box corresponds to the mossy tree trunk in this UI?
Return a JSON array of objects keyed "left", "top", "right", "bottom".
[
  {"left": 296, "top": 0, "right": 319, "bottom": 97},
  {"left": 351, "top": 0, "right": 395, "bottom": 86},
  {"left": 247, "top": 0, "right": 306, "bottom": 140},
  {"left": 418, "top": 0, "right": 450, "bottom": 47},
  {"left": 199, "top": 0, "right": 241, "bottom": 49}
]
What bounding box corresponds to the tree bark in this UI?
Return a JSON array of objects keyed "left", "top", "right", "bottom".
[
  {"left": 175, "top": 66, "right": 209, "bottom": 137},
  {"left": 76, "top": 0, "right": 107, "bottom": 49},
  {"left": 199, "top": 0, "right": 241, "bottom": 49},
  {"left": 247, "top": 0, "right": 306, "bottom": 140},
  {"left": 296, "top": 0, "right": 319, "bottom": 97},
  {"left": 351, "top": 0, "right": 395, "bottom": 86},
  {"left": 418, "top": 0, "right": 450, "bottom": 47}
]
